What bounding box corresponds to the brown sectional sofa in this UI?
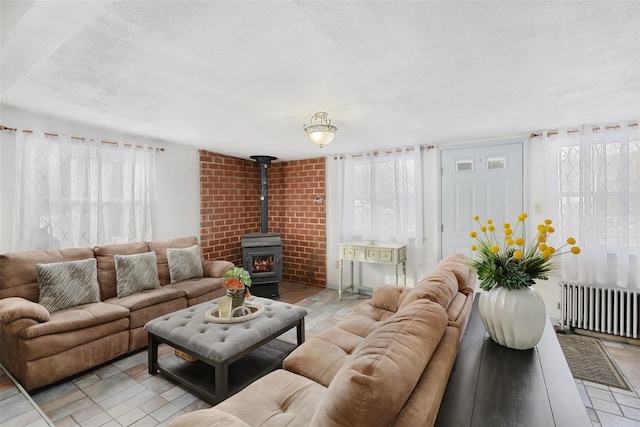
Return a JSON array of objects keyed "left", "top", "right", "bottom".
[
  {"left": 0, "top": 236, "right": 233, "bottom": 391},
  {"left": 168, "top": 253, "right": 475, "bottom": 427}
]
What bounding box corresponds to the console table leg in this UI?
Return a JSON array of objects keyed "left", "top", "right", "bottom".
[
  {"left": 350, "top": 260, "right": 354, "bottom": 295},
  {"left": 403, "top": 261, "right": 407, "bottom": 286},
  {"left": 338, "top": 259, "right": 343, "bottom": 301},
  {"left": 148, "top": 334, "right": 158, "bottom": 374}
]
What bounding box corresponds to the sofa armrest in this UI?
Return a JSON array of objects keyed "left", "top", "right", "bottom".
[
  {"left": 166, "top": 408, "right": 251, "bottom": 427},
  {"left": 0, "top": 297, "right": 51, "bottom": 324},
  {"left": 203, "top": 260, "right": 235, "bottom": 278},
  {"left": 371, "top": 285, "right": 411, "bottom": 312}
]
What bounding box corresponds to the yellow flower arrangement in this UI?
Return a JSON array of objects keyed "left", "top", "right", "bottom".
[{"left": 470, "top": 212, "right": 580, "bottom": 291}]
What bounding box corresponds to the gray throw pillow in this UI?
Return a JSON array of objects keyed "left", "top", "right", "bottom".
[
  {"left": 37, "top": 258, "right": 100, "bottom": 313},
  {"left": 167, "top": 245, "right": 204, "bottom": 284},
  {"left": 114, "top": 251, "right": 161, "bottom": 298}
]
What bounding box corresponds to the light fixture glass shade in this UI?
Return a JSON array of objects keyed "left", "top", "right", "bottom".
[
  {"left": 304, "top": 112, "right": 337, "bottom": 148},
  {"left": 306, "top": 129, "right": 336, "bottom": 146}
]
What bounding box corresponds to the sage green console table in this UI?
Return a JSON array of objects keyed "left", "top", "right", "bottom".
[{"left": 338, "top": 242, "right": 407, "bottom": 300}]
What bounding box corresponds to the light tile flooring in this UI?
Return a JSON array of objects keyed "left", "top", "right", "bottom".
[
  {"left": 576, "top": 339, "right": 640, "bottom": 427},
  {"left": 1, "top": 283, "right": 639, "bottom": 426},
  {"left": 0, "top": 364, "right": 51, "bottom": 427}
]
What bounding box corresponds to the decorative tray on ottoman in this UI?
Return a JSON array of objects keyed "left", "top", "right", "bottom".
[{"left": 204, "top": 301, "right": 264, "bottom": 324}]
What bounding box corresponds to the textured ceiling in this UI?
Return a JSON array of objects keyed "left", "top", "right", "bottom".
[{"left": 1, "top": 1, "right": 639, "bottom": 160}]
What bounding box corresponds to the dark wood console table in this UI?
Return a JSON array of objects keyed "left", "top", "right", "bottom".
[{"left": 436, "top": 296, "right": 591, "bottom": 427}]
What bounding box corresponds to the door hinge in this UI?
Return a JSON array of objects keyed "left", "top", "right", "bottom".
[{"left": 441, "top": 224, "right": 444, "bottom": 232}]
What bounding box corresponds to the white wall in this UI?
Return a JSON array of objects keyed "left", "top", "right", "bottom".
[
  {"left": 0, "top": 123, "right": 17, "bottom": 252},
  {"left": 154, "top": 141, "right": 201, "bottom": 242},
  {"left": 325, "top": 137, "right": 565, "bottom": 323},
  {"left": 0, "top": 105, "right": 201, "bottom": 253}
]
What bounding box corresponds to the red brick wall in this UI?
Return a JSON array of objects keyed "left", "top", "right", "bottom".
[
  {"left": 270, "top": 158, "right": 326, "bottom": 287},
  {"left": 199, "top": 151, "right": 260, "bottom": 264},
  {"left": 199, "top": 151, "right": 327, "bottom": 288}
]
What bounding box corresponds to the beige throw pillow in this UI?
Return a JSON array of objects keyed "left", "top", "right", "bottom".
[
  {"left": 166, "top": 244, "right": 204, "bottom": 284},
  {"left": 114, "top": 251, "right": 161, "bottom": 298},
  {"left": 37, "top": 258, "right": 100, "bottom": 312}
]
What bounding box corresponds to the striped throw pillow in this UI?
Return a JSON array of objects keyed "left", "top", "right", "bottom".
[
  {"left": 37, "top": 258, "right": 100, "bottom": 313},
  {"left": 166, "top": 245, "right": 204, "bottom": 284},
  {"left": 114, "top": 251, "right": 161, "bottom": 298}
]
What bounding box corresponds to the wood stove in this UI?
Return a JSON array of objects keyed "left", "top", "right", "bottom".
[
  {"left": 242, "top": 232, "right": 282, "bottom": 298},
  {"left": 242, "top": 155, "right": 282, "bottom": 298}
]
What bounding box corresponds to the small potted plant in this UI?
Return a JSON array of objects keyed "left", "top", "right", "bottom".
[{"left": 224, "top": 267, "right": 252, "bottom": 310}]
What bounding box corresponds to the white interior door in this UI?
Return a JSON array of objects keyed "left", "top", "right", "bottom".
[{"left": 440, "top": 141, "right": 524, "bottom": 258}]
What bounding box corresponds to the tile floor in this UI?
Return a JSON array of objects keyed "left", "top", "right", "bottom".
[
  {"left": 0, "top": 364, "right": 51, "bottom": 427},
  {"left": 576, "top": 339, "right": 640, "bottom": 427},
  {"left": 1, "top": 282, "right": 639, "bottom": 426}
]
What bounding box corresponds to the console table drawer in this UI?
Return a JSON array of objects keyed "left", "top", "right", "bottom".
[
  {"left": 366, "top": 248, "right": 392, "bottom": 261},
  {"left": 341, "top": 246, "right": 366, "bottom": 260}
]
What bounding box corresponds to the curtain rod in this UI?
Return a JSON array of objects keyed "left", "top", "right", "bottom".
[
  {"left": 530, "top": 122, "right": 638, "bottom": 138},
  {"left": 0, "top": 125, "right": 165, "bottom": 152},
  {"left": 333, "top": 144, "right": 435, "bottom": 160}
]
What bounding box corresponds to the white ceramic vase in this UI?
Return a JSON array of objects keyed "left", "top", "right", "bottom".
[{"left": 478, "top": 286, "right": 547, "bottom": 350}]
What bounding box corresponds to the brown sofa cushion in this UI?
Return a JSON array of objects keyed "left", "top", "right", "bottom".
[
  {"left": 106, "top": 286, "right": 186, "bottom": 329},
  {"left": 214, "top": 369, "right": 326, "bottom": 427},
  {"left": 400, "top": 270, "right": 458, "bottom": 310},
  {"left": 94, "top": 241, "right": 149, "bottom": 300},
  {"left": 19, "top": 302, "right": 129, "bottom": 339},
  {"left": 0, "top": 297, "right": 51, "bottom": 323},
  {"left": 284, "top": 327, "right": 364, "bottom": 387},
  {"left": 166, "top": 408, "right": 252, "bottom": 427},
  {"left": 435, "top": 253, "right": 474, "bottom": 291},
  {"left": 203, "top": 260, "right": 235, "bottom": 278},
  {"left": 370, "top": 285, "right": 411, "bottom": 312},
  {"left": 334, "top": 300, "right": 395, "bottom": 339},
  {"left": 0, "top": 247, "right": 94, "bottom": 301},
  {"left": 168, "top": 277, "right": 225, "bottom": 300},
  {"left": 106, "top": 286, "right": 185, "bottom": 312},
  {"left": 447, "top": 292, "right": 467, "bottom": 324},
  {"left": 393, "top": 326, "right": 461, "bottom": 427},
  {"left": 148, "top": 236, "right": 201, "bottom": 286},
  {"left": 423, "top": 268, "right": 459, "bottom": 301},
  {"left": 22, "top": 318, "right": 130, "bottom": 362},
  {"left": 311, "top": 299, "right": 448, "bottom": 427}
]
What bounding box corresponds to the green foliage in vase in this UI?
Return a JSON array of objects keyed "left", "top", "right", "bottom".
[{"left": 470, "top": 213, "right": 580, "bottom": 291}]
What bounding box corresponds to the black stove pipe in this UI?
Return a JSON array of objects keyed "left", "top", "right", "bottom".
[{"left": 250, "top": 155, "right": 277, "bottom": 234}]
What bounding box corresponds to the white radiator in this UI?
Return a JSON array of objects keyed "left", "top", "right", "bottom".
[{"left": 560, "top": 282, "right": 639, "bottom": 339}]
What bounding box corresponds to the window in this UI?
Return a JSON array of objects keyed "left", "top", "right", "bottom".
[
  {"left": 545, "top": 124, "right": 640, "bottom": 287},
  {"left": 338, "top": 147, "right": 423, "bottom": 249},
  {"left": 12, "top": 131, "right": 157, "bottom": 250}
]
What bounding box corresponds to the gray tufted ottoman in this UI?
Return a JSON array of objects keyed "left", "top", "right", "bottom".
[{"left": 144, "top": 296, "right": 307, "bottom": 403}]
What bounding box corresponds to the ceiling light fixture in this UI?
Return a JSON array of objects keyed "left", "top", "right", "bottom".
[{"left": 303, "top": 112, "right": 337, "bottom": 148}]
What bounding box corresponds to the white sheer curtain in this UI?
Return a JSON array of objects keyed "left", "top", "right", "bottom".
[
  {"left": 545, "top": 123, "right": 640, "bottom": 289},
  {"left": 338, "top": 146, "right": 425, "bottom": 272},
  {"left": 12, "top": 130, "right": 157, "bottom": 251}
]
